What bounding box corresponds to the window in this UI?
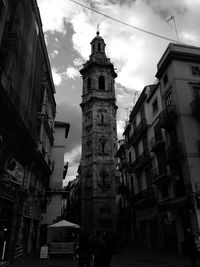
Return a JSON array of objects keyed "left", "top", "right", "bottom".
[
  {"left": 160, "top": 184, "right": 169, "bottom": 199},
  {"left": 145, "top": 167, "right": 152, "bottom": 186},
  {"left": 152, "top": 98, "right": 158, "bottom": 114},
  {"left": 132, "top": 120, "right": 136, "bottom": 131},
  {"left": 98, "top": 43, "right": 101, "bottom": 51},
  {"left": 101, "top": 114, "right": 104, "bottom": 124},
  {"left": 137, "top": 173, "right": 143, "bottom": 192},
  {"left": 154, "top": 122, "right": 162, "bottom": 142},
  {"left": 98, "top": 75, "right": 105, "bottom": 90},
  {"left": 140, "top": 107, "right": 145, "bottom": 120},
  {"left": 165, "top": 92, "right": 173, "bottom": 113},
  {"left": 134, "top": 143, "right": 139, "bottom": 158},
  {"left": 143, "top": 137, "right": 148, "bottom": 151},
  {"left": 99, "top": 136, "right": 107, "bottom": 154},
  {"left": 87, "top": 78, "right": 91, "bottom": 92},
  {"left": 130, "top": 176, "right": 134, "bottom": 192},
  {"left": 128, "top": 151, "right": 132, "bottom": 163},
  {"left": 92, "top": 44, "right": 95, "bottom": 53},
  {"left": 0, "top": 0, "right": 6, "bottom": 18},
  {"left": 191, "top": 66, "right": 200, "bottom": 76},
  {"left": 193, "top": 86, "right": 200, "bottom": 99},
  {"left": 101, "top": 143, "right": 105, "bottom": 153},
  {"left": 100, "top": 169, "right": 108, "bottom": 186},
  {"left": 163, "top": 73, "right": 168, "bottom": 85}
]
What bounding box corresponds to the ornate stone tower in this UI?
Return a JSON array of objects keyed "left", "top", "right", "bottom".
[{"left": 80, "top": 31, "right": 118, "bottom": 233}]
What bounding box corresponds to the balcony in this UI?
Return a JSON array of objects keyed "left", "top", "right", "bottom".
[
  {"left": 166, "top": 142, "right": 184, "bottom": 163},
  {"left": 191, "top": 99, "right": 200, "bottom": 120},
  {"left": 117, "top": 160, "right": 128, "bottom": 171},
  {"left": 150, "top": 136, "right": 165, "bottom": 153},
  {"left": 159, "top": 105, "right": 177, "bottom": 130},
  {"left": 152, "top": 167, "right": 170, "bottom": 185},
  {"left": 117, "top": 183, "right": 130, "bottom": 195},
  {"left": 1, "top": 32, "right": 19, "bottom": 51},
  {"left": 133, "top": 186, "right": 155, "bottom": 205},
  {"left": 128, "top": 119, "right": 148, "bottom": 145},
  {"left": 1, "top": 19, "right": 20, "bottom": 51},
  {"left": 131, "top": 150, "right": 152, "bottom": 172}
]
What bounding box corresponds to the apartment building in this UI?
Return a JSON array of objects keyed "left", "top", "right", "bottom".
[
  {"left": 155, "top": 43, "right": 200, "bottom": 252},
  {"left": 116, "top": 42, "right": 200, "bottom": 253},
  {"left": 0, "top": 0, "right": 56, "bottom": 259},
  {"left": 41, "top": 121, "right": 70, "bottom": 245}
]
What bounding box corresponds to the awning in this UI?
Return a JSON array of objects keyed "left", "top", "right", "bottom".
[{"left": 47, "top": 220, "right": 81, "bottom": 228}]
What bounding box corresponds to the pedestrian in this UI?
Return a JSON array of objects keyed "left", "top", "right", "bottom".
[
  {"left": 195, "top": 232, "right": 200, "bottom": 259},
  {"left": 185, "top": 228, "right": 198, "bottom": 267},
  {"left": 74, "top": 231, "right": 93, "bottom": 267},
  {"left": 103, "top": 231, "right": 115, "bottom": 267},
  {"left": 92, "top": 230, "right": 106, "bottom": 267}
]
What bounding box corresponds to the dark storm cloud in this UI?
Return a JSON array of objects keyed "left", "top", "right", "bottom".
[
  {"left": 105, "top": 0, "right": 135, "bottom": 6},
  {"left": 55, "top": 101, "right": 82, "bottom": 153},
  {"left": 142, "top": 0, "right": 187, "bottom": 20},
  {"left": 85, "top": 0, "right": 135, "bottom": 10}
]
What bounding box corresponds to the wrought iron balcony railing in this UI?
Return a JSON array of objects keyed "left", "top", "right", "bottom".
[
  {"left": 159, "top": 105, "right": 177, "bottom": 130},
  {"left": 128, "top": 119, "right": 148, "bottom": 145},
  {"left": 131, "top": 149, "right": 152, "bottom": 172},
  {"left": 191, "top": 99, "right": 200, "bottom": 120},
  {"left": 150, "top": 136, "right": 165, "bottom": 152}
]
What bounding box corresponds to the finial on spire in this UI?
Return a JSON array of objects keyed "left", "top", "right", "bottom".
[{"left": 96, "top": 24, "right": 100, "bottom": 35}]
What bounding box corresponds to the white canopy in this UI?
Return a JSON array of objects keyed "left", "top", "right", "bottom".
[{"left": 47, "top": 220, "right": 81, "bottom": 229}]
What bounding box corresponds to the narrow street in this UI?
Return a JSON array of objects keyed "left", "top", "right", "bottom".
[{"left": 5, "top": 245, "right": 195, "bottom": 267}]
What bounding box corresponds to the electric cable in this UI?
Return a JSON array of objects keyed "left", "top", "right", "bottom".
[{"left": 70, "top": 0, "right": 180, "bottom": 43}]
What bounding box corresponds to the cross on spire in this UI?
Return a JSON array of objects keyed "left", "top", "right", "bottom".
[{"left": 97, "top": 24, "right": 100, "bottom": 35}]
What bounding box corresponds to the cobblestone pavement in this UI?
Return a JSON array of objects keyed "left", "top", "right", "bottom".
[{"left": 5, "top": 245, "right": 199, "bottom": 267}]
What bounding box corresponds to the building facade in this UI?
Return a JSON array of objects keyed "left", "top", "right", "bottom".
[
  {"left": 41, "top": 121, "right": 70, "bottom": 245},
  {"left": 0, "top": 0, "right": 56, "bottom": 260},
  {"left": 116, "top": 43, "right": 200, "bottom": 253},
  {"left": 79, "top": 31, "right": 118, "bottom": 234},
  {"left": 155, "top": 43, "right": 200, "bottom": 252}
]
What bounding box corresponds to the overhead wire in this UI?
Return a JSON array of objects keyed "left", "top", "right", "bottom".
[{"left": 69, "top": 0, "right": 180, "bottom": 43}]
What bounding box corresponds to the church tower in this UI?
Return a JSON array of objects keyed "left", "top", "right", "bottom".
[{"left": 80, "top": 31, "right": 118, "bottom": 233}]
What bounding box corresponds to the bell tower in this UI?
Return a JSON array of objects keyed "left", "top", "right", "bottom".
[{"left": 80, "top": 31, "right": 118, "bottom": 233}]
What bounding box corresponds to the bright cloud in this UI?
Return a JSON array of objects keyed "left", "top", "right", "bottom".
[
  {"left": 52, "top": 67, "right": 62, "bottom": 86},
  {"left": 51, "top": 50, "right": 58, "bottom": 58},
  {"left": 64, "top": 145, "right": 81, "bottom": 183},
  {"left": 65, "top": 66, "right": 79, "bottom": 80},
  {"left": 37, "top": 0, "right": 200, "bottom": 178},
  {"left": 73, "top": 57, "right": 83, "bottom": 66},
  {"left": 38, "top": 0, "right": 200, "bottom": 91}
]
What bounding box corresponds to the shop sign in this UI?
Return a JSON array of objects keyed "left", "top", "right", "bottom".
[{"left": 7, "top": 159, "right": 24, "bottom": 185}]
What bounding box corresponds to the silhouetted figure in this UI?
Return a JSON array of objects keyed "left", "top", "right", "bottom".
[
  {"left": 185, "top": 228, "right": 198, "bottom": 267},
  {"left": 103, "top": 232, "right": 115, "bottom": 267},
  {"left": 74, "top": 231, "right": 93, "bottom": 267},
  {"left": 92, "top": 230, "right": 106, "bottom": 267}
]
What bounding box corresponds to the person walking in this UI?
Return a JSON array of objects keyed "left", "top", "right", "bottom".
[
  {"left": 92, "top": 230, "right": 106, "bottom": 267},
  {"left": 103, "top": 232, "right": 115, "bottom": 267},
  {"left": 74, "top": 231, "right": 93, "bottom": 267},
  {"left": 185, "top": 228, "right": 198, "bottom": 267}
]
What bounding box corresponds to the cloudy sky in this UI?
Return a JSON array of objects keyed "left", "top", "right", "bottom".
[{"left": 37, "top": 0, "right": 200, "bottom": 183}]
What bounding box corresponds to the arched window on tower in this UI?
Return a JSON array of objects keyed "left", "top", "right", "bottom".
[
  {"left": 101, "top": 114, "right": 104, "bottom": 124},
  {"left": 87, "top": 78, "right": 91, "bottom": 92},
  {"left": 98, "top": 75, "right": 105, "bottom": 90},
  {"left": 98, "top": 136, "right": 107, "bottom": 155},
  {"left": 98, "top": 43, "right": 101, "bottom": 51},
  {"left": 92, "top": 44, "right": 95, "bottom": 53}
]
